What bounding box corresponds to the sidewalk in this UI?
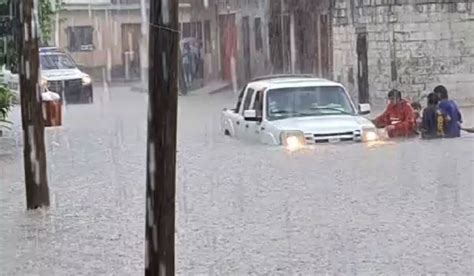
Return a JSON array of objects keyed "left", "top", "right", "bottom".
[
  {"left": 130, "top": 79, "right": 230, "bottom": 95},
  {"left": 188, "top": 80, "right": 230, "bottom": 95}
]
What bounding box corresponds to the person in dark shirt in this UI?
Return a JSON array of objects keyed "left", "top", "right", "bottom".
[
  {"left": 421, "top": 93, "right": 444, "bottom": 139},
  {"left": 434, "top": 85, "right": 462, "bottom": 138}
]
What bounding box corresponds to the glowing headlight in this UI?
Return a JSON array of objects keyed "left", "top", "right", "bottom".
[
  {"left": 362, "top": 128, "right": 379, "bottom": 142},
  {"left": 280, "top": 130, "right": 305, "bottom": 150},
  {"left": 81, "top": 75, "right": 92, "bottom": 85}
]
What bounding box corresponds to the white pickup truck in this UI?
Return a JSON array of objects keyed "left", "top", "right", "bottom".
[{"left": 220, "top": 75, "right": 379, "bottom": 149}]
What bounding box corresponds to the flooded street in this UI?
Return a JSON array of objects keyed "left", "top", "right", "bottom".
[{"left": 1, "top": 86, "right": 473, "bottom": 275}]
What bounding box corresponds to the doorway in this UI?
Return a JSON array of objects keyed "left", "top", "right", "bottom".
[
  {"left": 241, "top": 16, "right": 251, "bottom": 82},
  {"left": 121, "top": 23, "right": 141, "bottom": 79},
  {"left": 357, "top": 32, "right": 369, "bottom": 103},
  {"left": 219, "top": 14, "right": 237, "bottom": 81}
]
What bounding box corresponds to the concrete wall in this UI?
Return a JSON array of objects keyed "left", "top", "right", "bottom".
[{"left": 332, "top": 0, "right": 474, "bottom": 106}]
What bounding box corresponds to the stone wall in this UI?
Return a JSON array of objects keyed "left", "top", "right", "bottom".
[{"left": 333, "top": 0, "right": 474, "bottom": 106}]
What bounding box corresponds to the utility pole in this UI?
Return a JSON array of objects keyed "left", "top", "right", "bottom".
[
  {"left": 145, "top": 0, "right": 179, "bottom": 275},
  {"left": 18, "top": 0, "right": 50, "bottom": 209}
]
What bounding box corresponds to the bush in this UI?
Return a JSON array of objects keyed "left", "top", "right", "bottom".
[{"left": 0, "top": 85, "right": 13, "bottom": 122}]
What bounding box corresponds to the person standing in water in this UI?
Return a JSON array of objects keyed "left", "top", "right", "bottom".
[{"left": 434, "top": 85, "right": 462, "bottom": 138}]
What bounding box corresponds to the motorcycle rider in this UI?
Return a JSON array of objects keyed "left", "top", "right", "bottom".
[{"left": 373, "top": 89, "right": 416, "bottom": 138}]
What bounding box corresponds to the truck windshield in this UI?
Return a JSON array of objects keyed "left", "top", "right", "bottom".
[
  {"left": 266, "top": 86, "right": 356, "bottom": 120},
  {"left": 40, "top": 54, "right": 77, "bottom": 70}
]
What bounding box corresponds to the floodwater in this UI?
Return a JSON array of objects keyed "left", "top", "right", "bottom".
[{"left": 1, "top": 85, "right": 473, "bottom": 275}]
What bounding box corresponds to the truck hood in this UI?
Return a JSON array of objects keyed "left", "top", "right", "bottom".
[
  {"left": 270, "top": 115, "right": 375, "bottom": 134},
  {"left": 42, "top": 68, "right": 86, "bottom": 81}
]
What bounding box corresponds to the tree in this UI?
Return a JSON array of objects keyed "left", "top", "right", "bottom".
[{"left": 145, "top": 0, "right": 179, "bottom": 274}]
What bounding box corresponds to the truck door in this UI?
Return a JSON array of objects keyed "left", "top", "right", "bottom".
[
  {"left": 239, "top": 87, "right": 256, "bottom": 140},
  {"left": 229, "top": 86, "right": 254, "bottom": 138},
  {"left": 245, "top": 89, "right": 264, "bottom": 142}
]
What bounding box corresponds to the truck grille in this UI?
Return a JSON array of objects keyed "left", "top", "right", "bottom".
[
  {"left": 305, "top": 130, "right": 361, "bottom": 144},
  {"left": 47, "top": 79, "right": 82, "bottom": 93}
]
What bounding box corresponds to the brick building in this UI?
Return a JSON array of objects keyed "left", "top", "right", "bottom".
[{"left": 332, "top": 0, "right": 474, "bottom": 106}]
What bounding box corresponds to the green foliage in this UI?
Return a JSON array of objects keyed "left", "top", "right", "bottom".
[
  {"left": 1, "top": 0, "right": 63, "bottom": 70},
  {"left": 39, "top": 0, "right": 63, "bottom": 44},
  {"left": 0, "top": 85, "right": 13, "bottom": 122}
]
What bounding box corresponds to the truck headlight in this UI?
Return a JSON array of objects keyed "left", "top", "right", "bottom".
[
  {"left": 280, "top": 130, "right": 305, "bottom": 150},
  {"left": 82, "top": 75, "right": 92, "bottom": 85},
  {"left": 362, "top": 127, "right": 379, "bottom": 142}
]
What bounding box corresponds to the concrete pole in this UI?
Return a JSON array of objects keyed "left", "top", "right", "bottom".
[
  {"left": 290, "top": 12, "right": 296, "bottom": 74},
  {"left": 139, "top": 0, "right": 148, "bottom": 91}
]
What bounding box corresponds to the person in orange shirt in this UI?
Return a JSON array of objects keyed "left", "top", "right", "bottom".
[{"left": 373, "top": 89, "right": 416, "bottom": 138}]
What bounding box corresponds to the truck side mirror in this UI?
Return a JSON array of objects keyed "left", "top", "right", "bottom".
[
  {"left": 359, "top": 103, "right": 371, "bottom": 115},
  {"left": 244, "top": 110, "right": 261, "bottom": 121}
]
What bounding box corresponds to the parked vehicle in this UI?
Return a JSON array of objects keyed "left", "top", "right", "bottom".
[
  {"left": 2, "top": 47, "right": 93, "bottom": 104},
  {"left": 220, "top": 75, "right": 378, "bottom": 149}
]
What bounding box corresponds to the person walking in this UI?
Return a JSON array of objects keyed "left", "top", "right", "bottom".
[{"left": 182, "top": 43, "right": 193, "bottom": 87}]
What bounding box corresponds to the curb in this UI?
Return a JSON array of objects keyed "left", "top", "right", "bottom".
[
  {"left": 208, "top": 84, "right": 231, "bottom": 95},
  {"left": 130, "top": 85, "right": 148, "bottom": 93},
  {"left": 129, "top": 83, "right": 230, "bottom": 95}
]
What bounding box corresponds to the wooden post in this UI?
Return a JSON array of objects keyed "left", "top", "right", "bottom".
[
  {"left": 19, "top": 0, "right": 50, "bottom": 209},
  {"left": 145, "top": 0, "right": 179, "bottom": 275}
]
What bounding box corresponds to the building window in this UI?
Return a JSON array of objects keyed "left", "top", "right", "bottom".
[
  {"left": 67, "top": 26, "right": 94, "bottom": 52},
  {"left": 254, "top": 17, "right": 263, "bottom": 52},
  {"left": 204, "top": 20, "right": 211, "bottom": 53},
  {"left": 182, "top": 22, "right": 191, "bottom": 38},
  {"left": 192, "top": 21, "right": 203, "bottom": 41}
]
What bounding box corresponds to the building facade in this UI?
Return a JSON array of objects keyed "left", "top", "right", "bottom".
[
  {"left": 268, "top": 0, "right": 333, "bottom": 79},
  {"left": 332, "top": 0, "right": 474, "bottom": 105},
  {"left": 179, "top": 0, "right": 220, "bottom": 82},
  {"left": 56, "top": 0, "right": 218, "bottom": 82},
  {"left": 217, "top": 0, "right": 271, "bottom": 87}
]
